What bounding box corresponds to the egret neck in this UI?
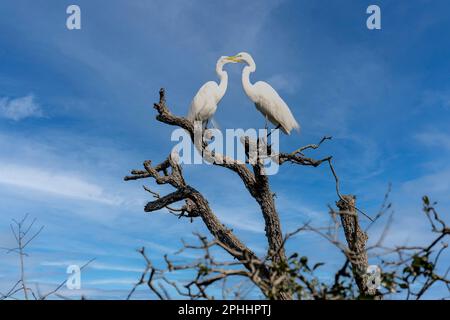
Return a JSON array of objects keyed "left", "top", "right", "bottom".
[
  {"left": 216, "top": 60, "right": 228, "bottom": 101},
  {"left": 241, "top": 62, "right": 257, "bottom": 101}
]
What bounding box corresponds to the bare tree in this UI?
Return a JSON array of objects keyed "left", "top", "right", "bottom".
[
  {"left": 127, "top": 195, "right": 449, "bottom": 300},
  {"left": 125, "top": 89, "right": 388, "bottom": 300},
  {"left": 125, "top": 89, "right": 450, "bottom": 300},
  {"left": 0, "top": 214, "right": 43, "bottom": 300},
  {"left": 0, "top": 214, "right": 95, "bottom": 300}
]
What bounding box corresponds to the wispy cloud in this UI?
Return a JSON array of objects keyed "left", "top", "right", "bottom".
[
  {"left": 0, "top": 95, "right": 43, "bottom": 121},
  {"left": 84, "top": 278, "right": 137, "bottom": 286},
  {"left": 41, "top": 261, "right": 143, "bottom": 273},
  {"left": 215, "top": 206, "right": 265, "bottom": 234},
  {"left": 420, "top": 89, "right": 450, "bottom": 110},
  {"left": 415, "top": 131, "right": 450, "bottom": 152},
  {"left": 0, "top": 1, "right": 449, "bottom": 299},
  {"left": 266, "top": 73, "right": 301, "bottom": 95},
  {"left": 0, "top": 162, "right": 122, "bottom": 205},
  {"left": 221, "top": 215, "right": 265, "bottom": 234},
  {"left": 402, "top": 168, "right": 450, "bottom": 198}
]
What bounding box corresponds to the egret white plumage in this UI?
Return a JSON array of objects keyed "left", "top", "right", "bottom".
[
  {"left": 187, "top": 56, "right": 237, "bottom": 129},
  {"left": 229, "top": 52, "right": 300, "bottom": 135}
]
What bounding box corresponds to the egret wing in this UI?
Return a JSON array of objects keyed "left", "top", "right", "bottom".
[
  {"left": 188, "top": 81, "right": 219, "bottom": 121},
  {"left": 253, "top": 81, "right": 300, "bottom": 134}
]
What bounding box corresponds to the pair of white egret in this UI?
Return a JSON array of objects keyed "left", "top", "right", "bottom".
[{"left": 187, "top": 52, "right": 300, "bottom": 135}]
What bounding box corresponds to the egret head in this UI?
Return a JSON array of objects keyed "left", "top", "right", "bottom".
[
  {"left": 216, "top": 56, "right": 239, "bottom": 72},
  {"left": 227, "top": 52, "right": 255, "bottom": 66},
  {"left": 213, "top": 56, "right": 236, "bottom": 75},
  {"left": 219, "top": 55, "right": 239, "bottom": 65}
]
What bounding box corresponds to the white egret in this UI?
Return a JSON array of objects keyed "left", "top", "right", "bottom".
[
  {"left": 229, "top": 52, "right": 300, "bottom": 135},
  {"left": 187, "top": 56, "right": 237, "bottom": 129}
]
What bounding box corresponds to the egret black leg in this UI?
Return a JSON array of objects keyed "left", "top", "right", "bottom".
[{"left": 266, "top": 124, "right": 281, "bottom": 138}]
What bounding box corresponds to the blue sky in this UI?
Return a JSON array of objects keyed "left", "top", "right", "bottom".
[{"left": 0, "top": 0, "right": 449, "bottom": 299}]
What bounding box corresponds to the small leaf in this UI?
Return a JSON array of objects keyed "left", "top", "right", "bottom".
[
  {"left": 399, "top": 283, "right": 409, "bottom": 289},
  {"left": 300, "top": 256, "right": 308, "bottom": 265},
  {"left": 289, "top": 253, "right": 299, "bottom": 260}
]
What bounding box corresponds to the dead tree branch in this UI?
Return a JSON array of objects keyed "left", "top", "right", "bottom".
[
  {"left": 0, "top": 214, "right": 43, "bottom": 300},
  {"left": 125, "top": 154, "right": 271, "bottom": 287},
  {"left": 337, "top": 195, "right": 378, "bottom": 298},
  {"left": 125, "top": 88, "right": 369, "bottom": 300}
]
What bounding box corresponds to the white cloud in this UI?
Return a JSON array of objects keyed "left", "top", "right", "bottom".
[
  {"left": 90, "top": 262, "right": 142, "bottom": 273},
  {"left": 266, "top": 74, "right": 301, "bottom": 95},
  {"left": 402, "top": 168, "right": 450, "bottom": 197},
  {"left": 415, "top": 131, "right": 450, "bottom": 152},
  {"left": 222, "top": 218, "right": 265, "bottom": 234},
  {"left": 0, "top": 95, "right": 43, "bottom": 121},
  {"left": 420, "top": 90, "right": 450, "bottom": 110},
  {"left": 84, "top": 278, "right": 137, "bottom": 286},
  {"left": 216, "top": 208, "right": 265, "bottom": 234},
  {"left": 368, "top": 215, "right": 435, "bottom": 249},
  {"left": 0, "top": 162, "right": 122, "bottom": 205},
  {"left": 41, "top": 261, "right": 143, "bottom": 273}
]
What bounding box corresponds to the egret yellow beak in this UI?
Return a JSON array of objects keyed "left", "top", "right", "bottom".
[{"left": 225, "top": 56, "right": 242, "bottom": 63}]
